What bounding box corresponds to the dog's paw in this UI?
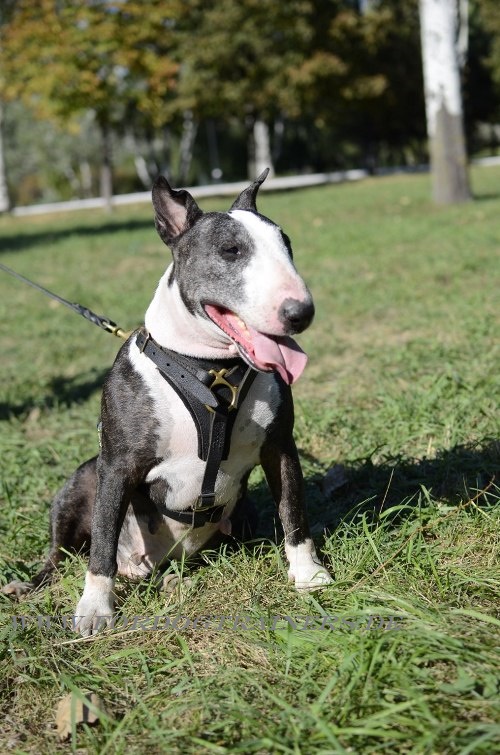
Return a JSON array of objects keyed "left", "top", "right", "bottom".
[
  {"left": 74, "top": 573, "right": 115, "bottom": 636},
  {"left": 289, "top": 565, "right": 334, "bottom": 592},
  {"left": 161, "top": 573, "right": 194, "bottom": 597},
  {"left": 1, "top": 580, "right": 34, "bottom": 598},
  {"left": 75, "top": 596, "right": 114, "bottom": 636},
  {"left": 285, "top": 539, "right": 334, "bottom": 593}
]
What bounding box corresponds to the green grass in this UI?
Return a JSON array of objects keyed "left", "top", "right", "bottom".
[{"left": 1, "top": 167, "right": 499, "bottom": 753}]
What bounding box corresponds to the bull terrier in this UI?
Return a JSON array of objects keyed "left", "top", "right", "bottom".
[{"left": 3, "top": 169, "right": 333, "bottom": 634}]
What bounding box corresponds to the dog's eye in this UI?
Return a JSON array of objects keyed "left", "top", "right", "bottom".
[{"left": 220, "top": 246, "right": 240, "bottom": 259}]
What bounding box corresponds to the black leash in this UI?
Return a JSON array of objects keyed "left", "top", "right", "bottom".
[{"left": 0, "top": 261, "right": 131, "bottom": 340}]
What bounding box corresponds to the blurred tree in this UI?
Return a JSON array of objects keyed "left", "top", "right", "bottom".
[
  {"left": 292, "top": 0, "right": 426, "bottom": 171},
  {"left": 0, "top": 102, "right": 8, "bottom": 213},
  {"left": 2, "top": 0, "right": 181, "bottom": 208},
  {"left": 3, "top": 103, "right": 104, "bottom": 205},
  {"left": 462, "top": 0, "right": 500, "bottom": 153},
  {"left": 1, "top": 0, "right": 498, "bottom": 202},
  {"left": 474, "top": 0, "right": 500, "bottom": 133},
  {"left": 477, "top": 0, "right": 500, "bottom": 85},
  {"left": 0, "top": 0, "right": 18, "bottom": 212},
  {"left": 419, "top": 0, "right": 471, "bottom": 204},
  {"left": 173, "top": 0, "right": 323, "bottom": 178}
]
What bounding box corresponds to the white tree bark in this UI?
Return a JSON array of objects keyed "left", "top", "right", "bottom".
[
  {"left": 0, "top": 102, "right": 10, "bottom": 213},
  {"left": 248, "top": 119, "right": 275, "bottom": 180},
  {"left": 178, "top": 110, "right": 197, "bottom": 184},
  {"left": 99, "top": 121, "right": 114, "bottom": 212},
  {"left": 419, "top": 0, "right": 471, "bottom": 204}
]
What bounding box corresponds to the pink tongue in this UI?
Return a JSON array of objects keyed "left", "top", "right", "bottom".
[
  {"left": 204, "top": 305, "right": 308, "bottom": 384},
  {"left": 248, "top": 328, "right": 308, "bottom": 385}
]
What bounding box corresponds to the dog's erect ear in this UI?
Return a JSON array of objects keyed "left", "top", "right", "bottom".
[
  {"left": 229, "top": 168, "right": 270, "bottom": 212},
  {"left": 152, "top": 176, "right": 203, "bottom": 244}
]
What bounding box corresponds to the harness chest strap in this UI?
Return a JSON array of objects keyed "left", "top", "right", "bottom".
[{"left": 135, "top": 330, "right": 257, "bottom": 527}]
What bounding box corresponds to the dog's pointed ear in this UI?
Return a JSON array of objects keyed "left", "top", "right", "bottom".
[
  {"left": 230, "top": 168, "right": 270, "bottom": 212},
  {"left": 152, "top": 176, "right": 203, "bottom": 244}
]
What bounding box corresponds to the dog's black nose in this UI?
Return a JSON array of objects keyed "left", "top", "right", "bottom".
[{"left": 278, "top": 298, "right": 315, "bottom": 334}]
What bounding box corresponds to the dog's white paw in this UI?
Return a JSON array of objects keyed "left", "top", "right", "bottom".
[
  {"left": 285, "top": 539, "right": 333, "bottom": 593},
  {"left": 74, "top": 573, "right": 115, "bottom": 636},
  {"left": 290, "top": 565, "right": 334, "bottom": 592},
  {"left": 2, "top": 580, "right": 34, "bottom": 598}
]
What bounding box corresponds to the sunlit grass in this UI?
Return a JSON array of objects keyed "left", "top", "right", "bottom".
[{"left": 1, "top": 167, "right": 499, "bottom": 753}]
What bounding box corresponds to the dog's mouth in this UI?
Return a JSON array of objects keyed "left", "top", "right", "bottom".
[{"left": 204, "top": 304, "right": 307, "bottom": 385}]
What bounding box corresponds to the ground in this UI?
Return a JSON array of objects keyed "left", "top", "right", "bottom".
[{"left": 0, "top": 167, "right": 499, "bottom": 753}]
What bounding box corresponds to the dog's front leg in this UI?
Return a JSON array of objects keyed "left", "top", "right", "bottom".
[
  {"left": 261, "top": 438, "right": 333, "bottom": 591},
  {"left": 75, "top": 460, "right": 130, "bottom": 636}
]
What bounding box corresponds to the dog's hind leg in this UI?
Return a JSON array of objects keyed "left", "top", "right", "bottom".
[{"left": 2, "top": 457, "right": 96, "bottom": 598}]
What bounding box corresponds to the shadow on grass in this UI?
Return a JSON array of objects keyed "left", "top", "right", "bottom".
[
  {"left": 0, "top": 368, "right": 108, "bottom": 420},
  {"left": 2, "top": 440, "right": 497, "bottom": 588},
  {"left": 473, "top": 191, "right": 500, "bottom": 202},
  {"left": 0, "top": 218, "right": 153, "bottom": 256},
  {"left": 248, "top": 439, "right": 500, "bottom": 543}
]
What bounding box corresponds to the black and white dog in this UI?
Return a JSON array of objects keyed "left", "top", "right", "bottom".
[{"left": 3, "top": 170, "right": 332, "bottom": 634}]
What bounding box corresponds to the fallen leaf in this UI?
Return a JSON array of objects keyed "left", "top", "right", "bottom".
[{"left": 56, "top": 692, "right": 107, "bottom": 741}]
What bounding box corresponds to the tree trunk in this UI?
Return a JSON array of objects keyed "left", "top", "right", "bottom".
[
  {"left": 99, "top": 121, "right": 114, "bottom": 211},
  {"left": 247, "top": 119, "right": 275, "bottom": 180},
  {"left": 0, "top": 101, "right": 10, "bottom": 213},
  {"left": 134, "top": 155, "right": 152, "bottom": 189},
  {"left": 419, "top": 0, "right": 471, "bottom": 204},
  {"left": 80, "top": 160, "right": 93, "bottom": 198},
  {"left": 178, "top": 110, "right": 197, "bottom": 185}
]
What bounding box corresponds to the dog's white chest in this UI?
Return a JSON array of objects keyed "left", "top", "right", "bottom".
[{"left": 114, "top": 343, "right": 281, "bottom": 573}]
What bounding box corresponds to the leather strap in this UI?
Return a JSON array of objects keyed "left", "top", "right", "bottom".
[
  {"left": 136, "top": 330, "right": 219, "bottom": 409},
  {"left": 158, "top": 504, "right": 226, "bottom": 528},
  {"left": 135, "top": 330, "right": 257, "bottom": 525}
]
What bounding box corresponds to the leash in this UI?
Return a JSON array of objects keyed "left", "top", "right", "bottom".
[{"left": 0, "top": 262, "right": 131, "bottom": 340}]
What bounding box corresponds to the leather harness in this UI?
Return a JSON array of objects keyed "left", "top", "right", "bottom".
[{"left": 135, "top": 330, "right": 257, "bottom": 528}]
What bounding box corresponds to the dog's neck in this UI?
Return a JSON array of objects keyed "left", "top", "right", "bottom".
[{"left": 144, "top": 265, "right": 239, "bottom": 359}]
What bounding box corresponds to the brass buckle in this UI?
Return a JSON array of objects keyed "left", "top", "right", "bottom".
[
  {"left": 205, "top": 368, "right": 239, "bottom": 413},
  {"left": 194, "top": 494, "right": 218, "bottom": 512}
]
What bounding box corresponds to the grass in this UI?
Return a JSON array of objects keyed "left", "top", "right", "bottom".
[{"left": 0, "top": 167, "right": 499, "bottom": 753}]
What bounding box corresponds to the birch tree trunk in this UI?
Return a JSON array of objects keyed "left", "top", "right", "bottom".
[
  {"left": 178, "top": 110, "right": 197, "bottom": 185},
  {"left": 248, "top": 119, "right": 275, "bottom": 180},
  {"left": 419, "top": 0, "right": 471, "bottom": 204},
  {"left": 99, "top": 121, "right": 114, "bottom": 212},
  {"left": 0, "top": 102, "right": 10, "bottom": 213}
]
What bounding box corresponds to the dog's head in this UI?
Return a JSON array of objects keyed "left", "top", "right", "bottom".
[{"left": 151, "top": 170, "right": 314, "bottom": 384}]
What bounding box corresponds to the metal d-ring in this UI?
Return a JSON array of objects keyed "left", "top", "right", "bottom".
[{"left": 207, "top": 368, "right": 239, "bottom": 411}]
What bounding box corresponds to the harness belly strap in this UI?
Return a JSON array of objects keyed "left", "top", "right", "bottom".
[{"left": 135, "top": 330, "right": 257, "bottom": 527}]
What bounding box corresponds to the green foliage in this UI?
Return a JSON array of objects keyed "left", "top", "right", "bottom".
[
  {"left": 2, "top": 0, "right": 181, "bottom": 129},
  {"left": 1, "top": 0, "right": 500, "bottom": 198},
  {"left": 173, "top": 0, "right": 318, "bottom": 120},
  {"left": 475, "top": 0, "right": 500, "bottom": 101},
  {"left": 0, "top": 169, "right": 499, "bottom": 751},
  {"left": 172, "top": 0, "right": 428, "bottom": 161}
]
